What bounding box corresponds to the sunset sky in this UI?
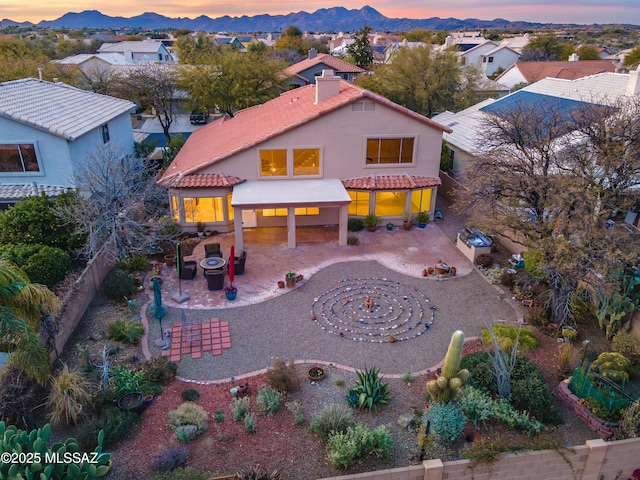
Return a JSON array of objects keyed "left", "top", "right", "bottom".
[{"left": 1, "top": 0, "right": 639, "bottom": 25}]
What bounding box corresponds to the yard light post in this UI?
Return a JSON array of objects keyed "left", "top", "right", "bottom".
[{"left": 579, "top": 339, "right": 591, "bottom": 369}]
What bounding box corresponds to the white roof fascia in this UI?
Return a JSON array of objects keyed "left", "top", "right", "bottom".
[{"left": 231, "top": 179, "right": 351, "bottom": 209}]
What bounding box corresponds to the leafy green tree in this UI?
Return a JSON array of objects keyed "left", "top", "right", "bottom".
[
  {"left": 177, "top": 47, "right": 286, "bottom": 117},
  {"left": 346, "top": 25, "right": 373, "bottom": 68},
  {"left": 174, "top": 32, "right": 217, "bottom": 65},
  {"left": 358, "top": 44, "right": 481, "bottom": 117},
  {"left": 0, "top": 260, "right": 59, "bottom": 384},
  {"left": 273, "top": 25, "right": 328, "bottom": 57},
  {"left": 0, "top": 193, "right": 84, "bottom": 253},
  {"left": 576, "top": 45, "right": 601, "bottom": 60},
  {"left": 521, "top": 33, "right": 573, "bottom": 61},
  {"left": 401, "top": 29, "right": 434, "bottom": 43},
  {"left": 623, "top": 45, "right": 640, "bottom": 68}
]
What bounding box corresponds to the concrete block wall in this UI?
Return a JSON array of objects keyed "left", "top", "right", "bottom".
[{"left": 319, "top": 438, "right": 640, "bottom": 480}]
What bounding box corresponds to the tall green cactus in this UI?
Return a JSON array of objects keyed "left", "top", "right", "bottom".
[
  {"left": 0, "top": 421, "right": 111, "bottom": 479},
  {"left": 427, "top": 330, "right": 470, "bottom": 403}
]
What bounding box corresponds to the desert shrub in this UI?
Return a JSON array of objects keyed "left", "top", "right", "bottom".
[
  {"left": 459, "top": 386, "right": 493, "bottom": 426},
  {"left": 153, "top": 446, "right": 188, "bottom": 471},
  {"left": 428, "top": 402, "right": 466, "bottom": 442},
  {"left": 231, "top": 396, "right": 251, "bottom": 421},
  {"left": 0, "top": 243, "right": 70, "bottom": 287},
  {"left": 47, "top": 364, "right": 92, "bottom": 427},
  {"left": 346, "top": 366, "right": 391, "bottom": 411},
  {"left": 475, "top": 253, "right": 494, "bottom": 269},
  {"left": 526, "top": 304, "right": 551, "bottom": 328},
  {"left": 175, "top": 424, "right": 199, "bottom": 443},
  {"left": 347, "top": 218, "right": 364, "bottom": 232},
  {"left": 266, "top": 358, "right": 301, "bottom": 393},
  {"left": 244, "top": 412, "right": 257, "bottom": 433},
  {"left": 490, "top": 398, "right": 543, "bottom": 434},
  {"left": 0, "top": 192, "right": 84, "bottom": 252},
  {"left": 612, "top": 331, "right": 640, "bottom": 363},
  {"left": 110, "top": 365, "right": 145, "bottom": 395},
  {"left": 108, "top": 319, "right": 144, "bottom": 344},
  {"left": 168, "top": 402, "right": 208, "bottom": 433},
  {"left": 326, "top": 423, "right": 393, "bottom": 469},
  {"left": 523, "top": 248, "right": 545, "bottom": 277},
  {"left": 460, "top": 352, "right": 555, "bottom": 422},
  {"left": 143, "top": 357, "right": 178, "bottom": 385},
  {"left": 480, "top": 324, "right": 540, "bottom": 352},
  {"left": 102, "top": 268, "right": 137, "bottom": 301},
  {"left": 78, "top": 407, "right": 140, "bottom": 450},
  {"left": 309, "top": 404, "right": 354, "bottom": 443},
  {"left": 214, "top": 408, "right": 224, "bottom": 422},
  {"left": 286, "top": 400, "right": 305, "bottom": 425},
  {"left": 256, "top": 387, "right": 281, "bottom": 415},
  {"left": 346, "top": 234, "right": 359, "bottom": 245},
  {"left": 499, "top": 270, "right": 515, "bottom": 288},
  {"left": 181, "top": 388, "right": 201, "bottom": 402},
  {"left": 613, "top": 401, "right": 640, "bottom": 440},
  {"left": 236, "top": 467, "right": 281, "bottom": 479},
  {"left": 118, "top": 255, "right": 150, "bottom": 272},
  {"left": 0, "top": 366, "right": 40, "bottom": 427}
]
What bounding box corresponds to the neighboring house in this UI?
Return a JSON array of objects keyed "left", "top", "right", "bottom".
[
  {"left": 440, "top": 31, "right": 488, "bottom": 52},
  {"left": 383, "top": 40, "right": 427, "bottom": 64},
  {"left": 97, "top": 40, "right": 175, "bottom": 64},
  {"left": 158, "top": 70, "right": 451, "bottom": 249},
  {"left": 284, "top": 51, "right": 365, "bottom": 88},
  {"left": 0, "top": 78, "right": 136, "bottom": 208},
  {"left": 498, "top": 34, "right": 531, "bottom": 54},
  {"left": 433, "top": 70, "right": 640, "bottom": 177},
  {"left": 477, "top": 45, "right": 520, "bottom": 77},
  {"left": 213, "top": 36, "right": 245, "bottom": 50},
  {"left": 496, "top": 59, "right": 616, "bottom": 89},
  {"left": 52, "top": 53, "right": 133, "bottom": 82}
]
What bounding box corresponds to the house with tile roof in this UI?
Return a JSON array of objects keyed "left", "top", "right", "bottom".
[
  {"left": 158, "top": 70, "right": 451, "bottom": 249},
  {"left": 0, "top": 78, "right": 136, "bottom": 208},
  {"left": 97, "top": 40, "right": 175, "bottom": 64},
  {"left": 284, "top": 51, "right": 365, "bottom": 88},
  {"left": 495, "top": 59, "right": 616, "bottom": 89},
  {"left": 432, "top": 70, "right": 640, "bottom": 177}
]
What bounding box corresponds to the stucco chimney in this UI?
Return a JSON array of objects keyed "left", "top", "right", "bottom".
[
  {"left": 627, "top": 65, "right": 640, "bottom": 96},
  {"left": 568, "top": 53, "right": 579, "bottom": 61},
  {"left": 125, "top": 50, "right": 133, "bottom": 63},
  {"left": 315, "top": 69, "right": 341, "bottom": 104},
  {"left": 308, "top": 48, "right": 317, "bottom": 59}
]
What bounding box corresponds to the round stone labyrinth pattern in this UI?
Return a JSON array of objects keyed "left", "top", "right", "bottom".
[{"left": 311, "top": 278, "right": 435, "bottom": 343}]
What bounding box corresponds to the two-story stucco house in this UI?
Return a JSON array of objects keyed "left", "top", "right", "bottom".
[
  {"left": 98, "top": 41, "right": 175, "bottom": 64},
  {"left": 159, "top": 70, "right": 451, "bottom": 249},
  {"left": 0, "top": 78, "right": 136, "bottom": 208}
]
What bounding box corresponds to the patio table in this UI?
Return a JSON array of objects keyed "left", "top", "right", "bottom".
[{"left": 199, "top": 257, "right": 227, "bottom": 275}]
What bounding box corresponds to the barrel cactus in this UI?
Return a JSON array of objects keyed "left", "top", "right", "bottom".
[
  {"left": 591, "top": 352, "right": 630, "bottom": 383},
  {"left": 427, "top": 330, "right": 470, "bottom": 402}
]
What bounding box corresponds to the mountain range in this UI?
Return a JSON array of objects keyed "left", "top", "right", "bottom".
[{"left": 3, "top": 6, "right": 632, "bottom": 33}]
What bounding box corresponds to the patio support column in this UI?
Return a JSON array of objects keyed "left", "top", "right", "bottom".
[
  {"left": 338, "top": 204, "right": 348, "bottom": 246},
  {"left": 233, "top": 209, "right": 244, "bottom": 250},
  {"left": 287, "top": 207, "right": 296, "bottom": 248}
]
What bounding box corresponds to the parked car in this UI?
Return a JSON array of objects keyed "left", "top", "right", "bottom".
[{"left": 190, "top": 112, "right": 210, "bottom": 124}]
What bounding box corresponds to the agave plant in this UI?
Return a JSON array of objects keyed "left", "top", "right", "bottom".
[{"left": 346, "top": 366, "right": 391, "bottom": 411}]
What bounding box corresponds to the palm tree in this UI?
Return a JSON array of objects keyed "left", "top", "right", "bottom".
[{"left": 0, "top": 260, "right": 60, "bottom": 384}]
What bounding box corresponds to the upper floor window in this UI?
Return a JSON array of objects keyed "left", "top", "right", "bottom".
[
  {"left": 488, "top": 56, "right": 494, "bottom": 63},
  {"left": 293, "top": 148, "right": 320, "bottom": 176},
  {"left": 100, "top": 124, "right": 110, "bottom": 144},
  {"left": 366, "top": 138, "right": 414, "bottom": 165},
  {"left": 0, "top": 144, "right": 40, "bottom": 172},
  {"left": 260, "top": 149, "right": 287, "bottom": 176}
]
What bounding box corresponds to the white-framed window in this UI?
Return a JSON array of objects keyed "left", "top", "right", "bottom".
[
  {"left": 347, "top": 190, "right": 370, "bottom": 216},
  {"left": 183, "top": 197, "right": 224, "bottom": 222},
  {"left": 366, "top": 138, "right": 415, "bottom": 165},
  {"left": 293, "top": 148, "right": 320, "bottom": 176},
  {"left": 0, "top": 144, "right": 40, "bottom": 172},
  {"left": 259, "top": 149, "right": 287, "bottom": 177}
]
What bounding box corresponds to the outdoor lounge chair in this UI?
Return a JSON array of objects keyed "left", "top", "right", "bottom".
[
  {"left": 230, "top": 250, "right": 247, "bottom": 275},
  {"left": 205, "top": 269, "right": 224, "bottom": 290},
  {"left": 179, "top": 257, "right": 197, "bottom": 280},
  {"left": 205, "top": 243, "right": 222, "bottom": 258}
]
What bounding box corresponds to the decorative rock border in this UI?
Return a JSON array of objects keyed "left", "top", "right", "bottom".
[{"left": 310, "top": 277, "right": 436, "bottom": 343}]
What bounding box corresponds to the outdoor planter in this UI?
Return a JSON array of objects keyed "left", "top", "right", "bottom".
[
  {"left": 144, "top": 394, "right": 154, "bottom": 406},
  {"left": 164, "top": 255, "right": 176, "bottom": 266},
  {"left": 285, "top": 273, "right": 296, "bottom": 288},
  {"left": 307, "top": 366, "right": 325, "bottom": 381},
  {"left": 278, "top": 280, "right": 285, "bottom": 288},
  {"left": 117, "top": 392, "right": 145, "bottom": 413},
  {"left": 386, "top": 222, "right": 394, "bottom": 231},
  {"left": 225, "top": 288, "right": 238, "bottom": 300}
]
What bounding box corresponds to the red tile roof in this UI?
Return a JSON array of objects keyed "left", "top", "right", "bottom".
[
  {"left": 514, "top": 60, "right": 616, "bottom": 83},
  {"left": 159, "top": 173, "right": 246, "bottom": 188},
  {"left": 160, "top": 81, "right": 451, "bottom": 184},
  {"left": 284, "top": 53, "right": 365, "bottom": 77},
  {"left": 342, "top": 174, "right": 441, "bottom": 190}
]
